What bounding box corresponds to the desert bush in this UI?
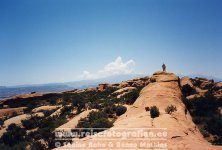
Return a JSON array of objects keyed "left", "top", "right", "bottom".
[
  {"left": 212, "top": 136, "right": 222, "bottom": 145},
  {"left": 124, "top": 90, "right": 139, "bottom": 104},
  {"left": 88, "top": 111, "right": 108, "bottom": 122},
  {"left": 165, "top": 105, "right": 177, "bottom": 114},
  {"left": 0, "top": 118, "right": 4, "bottom": 126},
  {"left": 76, "top": 111, "right": 113, "bottom": 138},
  {"left": 77, "top": 118, "right": 91, "bottom": 128},
  {"left": 192, "top": 78, "right": 202, "bottom": 87},
  {"left": 43, "top": 109, "right": 55, "bottom": 117},
  {"left": 205, "top": 114, "right": 222, "bottom": 136},
  {"left": 116, "top": 105, "right": 127, "bottom": 116},
  {"left": 182, "top": 90, "right": 222, "bottom": 145},
  {"left": 182, "top": 84, "right": 195, "bottom": 97},
  {"left": 1, "top": 124, "right": 26, "bottom": 146},
  {"left": 145, "top": 107, "right": 150, "bottom": 111},
  {"left": 22, "top": 115, "right": 42, "bottom": 130},
  {"left": 71, "top": 97, "right": 86, "bottom": 113},
  {"left": 192, "top": 116, "right": 202, "bottom": 124},
  {"left": 104, "top": 105, "right": 116, "bottom": 115},
  {"left": 0, "top": 141, "right": 28, "bottom": 150},
  {"left": 23, "top": 103, "right": 38, "bottom": 114},
  {"left": 91, "top": 118, "right": 113, "bottom": 128},
  {"left": 60, "top": 106, "right": 72, "bottom": 116},
  {"left": 199, "top": 128, "right": 210, "bottom": 138},
  {"left": 27, "top": 130, "right": 42, "bottom": 141},
  {"left": 150, "top": 106, "right": 160, "bottom": 118},
  {"left": 30, "top": 141, "right": 47, "bottom": 150}
]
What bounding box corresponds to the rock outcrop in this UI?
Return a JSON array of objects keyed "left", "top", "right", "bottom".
[
  {"left": 213, "top": 82, "right": 222, "bottom": 99},
  {"left": 57, "top": 72, "right": 220, "bottom": 150},
  {"left": 180, "top": 76, "right": 194, "bottom": 88}
]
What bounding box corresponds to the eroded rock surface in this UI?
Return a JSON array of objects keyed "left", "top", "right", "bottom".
[{"left": 57, "top": 72, "right": 219, "bottom": 150}]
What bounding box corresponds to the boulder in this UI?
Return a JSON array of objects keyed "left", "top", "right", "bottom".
[
  {"left": 97, "top": 83, "right": 109, "bottom": 91},
  {"left": 113, "top": 87, "right": 137, "bottom": 95},
  {"left": 214, "top": 82, "right": 222, "bottom": 89},
  {"left": 131, "top": 80, "right": 144, "bottom": 87},
  {"left": 84, "top": 87, "right": 96, "bottom": 92},
  {"left": 180, "top": 76, "right": 194, "bottom": 88},
  {"left": 213, "top": 89, "right": 222, "bottom": 99},
  {"left": 200, "top": 80, "right": 214, "bottom": 89},
  {"left": 186, "top": 94, "right": 201, "bottom": 100},
  {"left": 120, "top": 81, "right": 129, "bottom": 88}
]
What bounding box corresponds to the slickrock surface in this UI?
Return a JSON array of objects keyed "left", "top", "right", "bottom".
[
  {"left": 56, "top": 72, "right": 220, "bottom": 150},
  {"left": 32, "top": 105, "right": 59, "bottom": 113},
  {"left": 0, "top": 107, "right": 26, "bottom": 118}
]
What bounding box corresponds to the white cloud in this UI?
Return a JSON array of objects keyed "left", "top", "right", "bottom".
[{"left": 79, "top": 56, "right": 135, "bottom": 80}]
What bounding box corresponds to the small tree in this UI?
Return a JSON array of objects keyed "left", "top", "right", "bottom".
[
  {"left": 116, "top": 105, "right": 127, "bottom": 116},
  {"left": 150, "top": 106, "right": 160, "bottom": 118},
  {"left": 124, "top": 90, "right": 140, "bottom": 104},
  {"left": 165, "top": 105, "right": 177, "bottom": 114},
  {"left": 0, "top": 118, "right": 4, "bottom": 127},
  {"left": 22, "top": 115, "right": 42, "bottom": 130},
  {"left": 1, "top": 124, "right": 26, "bottom": 146},
  {"left": 30, "top": 141, "right": 47, "bottom": 150},
  {"left": 182, "top": 84, "right": 195, "bottom": 97}
]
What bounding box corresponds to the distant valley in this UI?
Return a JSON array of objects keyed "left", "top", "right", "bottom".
[{"left": 0, "top": 74, "right": 143, "bottom": 99}]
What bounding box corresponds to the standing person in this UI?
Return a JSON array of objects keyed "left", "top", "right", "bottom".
[{"left": 162, "top": 63, "right": 166, "bottom": 72}]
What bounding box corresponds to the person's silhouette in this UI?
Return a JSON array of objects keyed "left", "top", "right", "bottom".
[{"left": 162, "top": 63, "right": 166, "bottom": 72}]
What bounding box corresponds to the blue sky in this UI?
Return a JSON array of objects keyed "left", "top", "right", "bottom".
[{"left": 0, "top": 0, "right": 221, "bottom": 86}]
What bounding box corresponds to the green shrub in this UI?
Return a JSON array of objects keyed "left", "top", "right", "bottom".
[
  {"left": 60, "top": 106, "right": 72, "bottom": 116},
  {"left": 104, "top": 105, "right": 116, "bottom": 115},
  {"left": 91, "top": 118, "right": 113, "bottom": 128},
  {"left": 150, "top": 106, "right": 160, "bottom": 118},
  {"left": 42, "top": 109, "right": 55, "bottom": 117},
  {"left": 182, "top": 90, "right": 222, "bottom": 145},
  {"left": 88, "top": 111, "right": 108, "bottom": 122},
  {"left": 27, "top": 130, "right": 42, "bottom": 141},
  {"left": 182, "top": 84, "right": 195, "bottom": 97},
  {"left": 30, "top": 141, "right": 47, "bottom": 150},
  {"left": 0, "top": 141, "right": 28, "bottom": 150},
  {"left": 22, "top": 115, "right": 42, "bottom": 130},
  {"left": 77, "top": 118, "right": 91, "bottom": 128},
  {"left": 71, "top": 96, "right": 86, "bottom": 113},
  {"left": 116, "top": 105, "right": 127, "bottom": 116},
  {"left": 165, "top": 105, "right": 177, "bottom": 114},
  {"left": 199, "top": 128, "right": 210, "bottom": 138},
  {"left": 124, "top": 90, "right": 139, "bottom": 104},
  {"left": 0, "top": 118, "right": 4, "bottom": 126},
  {"left": 76, "top": 111, "right": 113, "bottom": 138},
  {"left": 1, "top": 124, "right": 26, "bottom": 146}
]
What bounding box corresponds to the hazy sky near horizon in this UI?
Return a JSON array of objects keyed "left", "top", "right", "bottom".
[{"left": 0, "top": 0, "right": 222, "bottom": 86}]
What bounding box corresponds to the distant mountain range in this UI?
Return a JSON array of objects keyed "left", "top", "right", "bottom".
[
  {"left": 1, "top": 73, "right": 221, "bottom": 100},
  {"left": 177, "top": 74, "right": 222, "bottom": 82},
  {"left": 0, "top": 74, "right": 144, "bottom": 100}
]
